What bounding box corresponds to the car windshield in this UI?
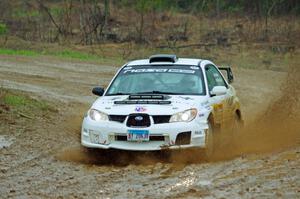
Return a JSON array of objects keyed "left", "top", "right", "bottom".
[{"left": 106, "top": 65, "right": 206, "bottom": 96}]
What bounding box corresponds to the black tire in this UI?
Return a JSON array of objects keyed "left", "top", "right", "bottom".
[{"left": 230, "top": 114, "right": 243, "bottom": 147}]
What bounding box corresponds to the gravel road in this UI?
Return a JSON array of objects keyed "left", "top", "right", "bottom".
[{"left": 0, "top": 55, "right": 299, "bottom": 199}]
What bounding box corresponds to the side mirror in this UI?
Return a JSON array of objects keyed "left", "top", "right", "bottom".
[
  {"left": 92, "top": 87, "right": 105, "bottom": 96},
  {"left": 210, "top": 86, "right": 227, "bottom": 96},
  {"left": 218, "top": 66, "right": 234, "bottom": 84}
]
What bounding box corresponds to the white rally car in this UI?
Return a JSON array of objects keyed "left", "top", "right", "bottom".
[{"left": 81, "top": 54, "right": 242, "bottom": 156}]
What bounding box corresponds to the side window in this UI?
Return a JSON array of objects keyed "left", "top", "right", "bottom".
[{"left": 205, "top": 65, "right": 227, "bottom": 91}]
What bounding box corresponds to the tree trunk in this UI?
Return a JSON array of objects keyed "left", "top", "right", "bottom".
[
  {"left": 138, "top": 12, "right": 144, "bottom": 43},
  {"left": 216, "top": 0, "right": 220, "bottom": 18}
]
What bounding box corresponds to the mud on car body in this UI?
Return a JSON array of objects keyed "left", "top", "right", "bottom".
[{"left": 81, "top": 54, "right": 243, "bottom": 156}]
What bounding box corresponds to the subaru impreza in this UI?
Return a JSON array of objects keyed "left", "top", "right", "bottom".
[{"left": 81, "top": 54, "right": 243, "bottom": 157}]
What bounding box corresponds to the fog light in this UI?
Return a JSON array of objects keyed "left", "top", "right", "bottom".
[{"left": 89, "top": 130, "right": 100, "bottom": 144}]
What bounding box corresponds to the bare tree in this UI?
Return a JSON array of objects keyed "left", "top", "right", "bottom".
[
  {"left": 78, "top": 0, "right": 110, "bottom": 45},
  {"left": 36, "top": 0, "right": 74, "bottom": 43}
]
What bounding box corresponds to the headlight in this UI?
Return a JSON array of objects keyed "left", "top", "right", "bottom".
[
  {"left": 89, "top": 109, "right": 108, "bottom": 121},
  {"left": 169, "top": 108, "right": 197, "bottom": 122}
]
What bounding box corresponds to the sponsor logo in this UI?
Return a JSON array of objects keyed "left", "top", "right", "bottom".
[
  {"left": 135, "top": 116, "right": 143, "bottom": 121},
  {"left": 135, "top": 106, "right": 147, "bottom": 112},
  {"left": 190, "top": 66, "right": 199, "bottom": 70}
]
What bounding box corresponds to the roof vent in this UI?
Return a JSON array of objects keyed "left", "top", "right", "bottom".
[{"left": 149, "top": 54, "right": 177, "bottom": 63}]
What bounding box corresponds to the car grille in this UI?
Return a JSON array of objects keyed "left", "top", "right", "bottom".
[
  {"left": 126, "top": 114, "right": 151, "bottom": 127},
  {"left": 175, "top": 131, "right": 191, "bottom": 145},
  {"left": 149, "top": 135, "right": 165, "bottom": 141},
  {"left": 108, "top": 115, "right": 171, "bottom": 124},
  {"left": 108, "top": 115, "right": 127, "bottom": 123},
  {"left": 152, "top": 115, "right": 171, "bottom": 124}
]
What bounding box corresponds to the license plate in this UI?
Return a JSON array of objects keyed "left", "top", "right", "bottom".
[{"left": 127, "top": 130, "right": 149, "bottom": 142}]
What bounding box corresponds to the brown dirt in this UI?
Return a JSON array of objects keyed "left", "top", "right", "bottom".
[{"left": 0, "top": 55, "right": 299, "bottom": 198}]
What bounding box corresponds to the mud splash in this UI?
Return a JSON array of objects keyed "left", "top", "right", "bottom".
[
  {"left": 240, "top": 65, "right": 300, "bottom": 150},
  {"left": 57, "top": 147, "right": 177, "bottom": 166},
  {"left": 213, "top": 64, "right": 300, "bottom": 160},
  {"left": 58, "top": 65, "right": 300, "bottom": 166}
]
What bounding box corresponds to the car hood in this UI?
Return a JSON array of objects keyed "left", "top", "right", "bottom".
[{"left": 91, "top": 95, "right": 208, "bottom": 115}]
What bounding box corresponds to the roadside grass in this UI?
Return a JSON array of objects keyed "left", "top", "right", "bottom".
[
  {"left": 0, "top": 48, "right": 124, "bottom": 66},
  {"left": 3, "top": 94, "right": 49, "bottom": 111},
  {"left": 0, "top": 48, "right": 99, "bottom": 60},
  {"left": 0, "top": 89, "right": 56, "bottom": 116},
  {"left": 0, "top": 48, "right": 40, "bottom": 56}
]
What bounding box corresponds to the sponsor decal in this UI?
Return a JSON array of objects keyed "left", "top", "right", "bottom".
[
  {"left": 122, "top": 68, "right": 196, "bottom": 74},
  {"left": 168, "top": 69, "right": 195, "bottom": 74},
  {"left": 135, "top": 106, "right": 147, "bottom": 112},
  {"left": 198, "top": 113, "right": 205, "bottom": 117},
  {"left": 213, "top": 103, "right": 223, "bottom": 110}
]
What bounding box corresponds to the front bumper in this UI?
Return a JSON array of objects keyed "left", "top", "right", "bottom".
[{"left": 81, "top": 117, "right": 208, "bottom": 151}]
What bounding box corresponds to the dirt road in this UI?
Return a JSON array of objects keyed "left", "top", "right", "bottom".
[{"left": 0, "top": 55, "right": 299, "bottom": 198}]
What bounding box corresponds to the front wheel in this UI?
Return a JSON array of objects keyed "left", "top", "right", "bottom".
[{"left": 203, "top": 121, "right": 215, "bottom": 159}]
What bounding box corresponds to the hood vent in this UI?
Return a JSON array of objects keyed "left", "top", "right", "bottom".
[
  {"left": 129, "top": 94, "right": 166, "bottom": 100},
  {"left": 114, "top": 100, "right": 171, "bottom": 105},
  {"left": 149, "top": 54, "right": 177, "bottom": 63}
]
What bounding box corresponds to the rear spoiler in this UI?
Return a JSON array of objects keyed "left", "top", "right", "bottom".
[{"left": 218, "top": 66, "right": 234, "bottom": 84}]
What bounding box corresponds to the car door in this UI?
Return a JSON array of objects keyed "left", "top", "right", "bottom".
[{"left": 205, "top": 64, "right": 231, "bottom": 128}]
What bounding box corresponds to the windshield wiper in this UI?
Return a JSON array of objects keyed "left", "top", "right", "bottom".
[
  {"left": 136, "top": 91, "right": 183, "bottom": 95},
  {"left": 107, "top": 92, "right": 131, "bottom": 96}
]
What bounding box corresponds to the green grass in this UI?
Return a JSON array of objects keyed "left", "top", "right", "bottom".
[
  {"left": 0, "top": 48, "right": 40, "bottom": 56},
  {"left": 3, "top": 93, "right": 50, "bottom": 111},
  {"left": 0, "top": 48, "right": 124, "bottom": 65},
  {"left": 0, "top": 48, "right": 94, "bottom": 58},
  {"left": 52, "top": 50, "right": 100, "bottom": 60}
]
